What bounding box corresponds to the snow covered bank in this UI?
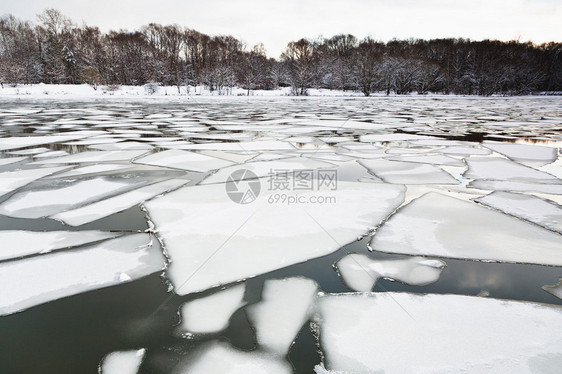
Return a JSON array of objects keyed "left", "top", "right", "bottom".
[{"left": 0, "top": 83, "right": 366, "bottom": 98}]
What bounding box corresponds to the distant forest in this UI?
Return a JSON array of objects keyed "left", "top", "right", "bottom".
[{"left": 1, "top": 9, "right": 561, "bottom": 96}]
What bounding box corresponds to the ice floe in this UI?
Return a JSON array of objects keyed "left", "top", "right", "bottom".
[
  {"left": 247, "top": 277, "right": 318, "bottom": 354},
  {"left": 144, "top": 181, "right": 405, "bottom": 294},
  {"left": 176, "top": 341, "right": 292, "bottom": 374},
  {"left": 0, "top": 157, "right": 27, "bottom": 166},
  {"left": 174, "top": 140, "right": 295, "bottom": 151},
  {"left": 53, "top": 164, "right": 133, "bottom": 178},
  {"left": 0, "top": 134, "right": 96, "bottom": 151},
  {"left": 0, "top": 233, "right": 164, "bottom": 315},
  {"left": 177, "top": 284, "right": 246, "bottom": 335},
  {"left": 469, "top": 179, "right": 562, "bottom": 195},
  {"left": 359, "top": 159, "right": 459, "bottom": 184},
  {"left": 51, "top": 179, "right": 189, "bottom": 226},
  {"left": 386, "top": 154, "right": 465, "bottom": 167},
  {"left": 483, "top": 141, "right": 558, "bottom": 166},
  {"left": 0, "top": 177, "right": 145, "bottom": 219},
  {"left": 475, "top": 191, "right": 562, "bottom": 233},
  {"left": 336, "top": 254, "right": 446, "bottom": 291},
  {"left": 315, "top": 293, "right": 562, "bottom": 374},
  {"left": 464, "top": 157, "right": 559, "bottom": 182},
  {"left": 33, "top": 150, "right": 148, "bottom": 164},
  {"left": 371, "top": 192, "right": 562, "bottom": 265},
  {"left": 133, "top": 149, "right": 234, "bottom": 172},
  {"left": 0, "top": 166, "right": 69, "bottom": 197},
  {"left": 99, "top": 349, "right": 145, "bottom": 374},
  {"left": 0, "top": 230, "right": 120, "bottom": 261},
  {"left": 199, "top": 157, "right": 333, "bottom": 185},
  {"left": 542, "top": 279, "right": 562, "bottom": 300}
]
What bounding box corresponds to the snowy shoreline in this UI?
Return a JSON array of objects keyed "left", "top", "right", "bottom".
[{"left": 0, "top": 83, "right": 559, "bottom": 99}]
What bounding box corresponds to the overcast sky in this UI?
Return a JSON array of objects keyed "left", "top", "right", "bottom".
[{"left": 2, "top": 0, "right": 561, "bottom": 57}]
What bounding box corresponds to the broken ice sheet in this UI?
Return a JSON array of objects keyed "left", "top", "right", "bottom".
[
  {"left": 0, "top": 133, "right": 99, "bottom": 151},
  {"left": 51, "top": 179, "right": 189, "bottom": 226},
  {"left": 542, "top": 279, "right": 562, "bottom": 300},
  {"left": 469, "top": 179, "right": 562, "bottom": 195},
  {"left": 359, "top": 159, "right": 459, "bottom": 184},
  {"left": 53, "top": 164, "right": 133, "bottom": 178},
  {"left": 336, "top": 254, "right": 446, "bottom": 292},
  {"left": 386, "top": 154, "right": 465, "bottom": 167},
  {"left": 0, "top": 156, "right": 27, "bottom": 166},
  {"left": 32, "top": 150, "right": 148, "bottom": 164},
  {"left": 0, "top": 230, "right": 120, "bottom": 261},
  {"left": 176, "top": 284, "right": 246, "bottom": 335},
  {"left": 144, "top": 181, "right": 405, "bottom": 295},
  {"left": 199, "top": 157, "right": 334, "bottom": 185},
  {"left": 174, "top": 140, "right": 295, "bottom": 152},
  {"left": 133, "top": 149, "right": 234, "bottom": 172},
  {"left": 371, "top": 192, "right": 562, "bottom": 266},
  {"left": 99, "top": 349, "right": 146, "bottom": 374},
  {"left": 315, "top": 293, "right": 562, "bottom": 374},
  {"left": 247, "top": 277, "right": 318, "bottom": 354},
  {"left": 174, "top": 341, "right": 292, "bottom": 374},
  {"left": 475, "top": 191, "right": 562, "bottom": 233},
  {"left": 464, "top": 157, "right": 559, "bottom": 182},
  {"left": 483, "top": 141, "right": 558, "bottom": 166},
  {"left": 0, "top": 177, "right": 146, "bottom": 219},
  {"left": 0, "top": 166, "right": 69, "bottom": 197},
  {"left": 0, "top": 233, "right": 164, "bottom": 315}
]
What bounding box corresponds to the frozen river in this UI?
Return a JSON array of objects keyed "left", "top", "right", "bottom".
[{"left": 0, "top": 96, "right": 561, "bottom": 373}]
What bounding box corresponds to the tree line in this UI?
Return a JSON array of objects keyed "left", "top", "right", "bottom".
[{"left": 1, "top": 9, "right": 561, "bottom": 96}]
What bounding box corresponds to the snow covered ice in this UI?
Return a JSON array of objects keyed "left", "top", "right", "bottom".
[
  {"left": 176, "top": 284, "right": 246, "bottom": 335},
  {"left": 475, "top": 191, "right": 562, "bottom": 233},
  {"left": 543, "top": 279, "right": 562, "bottom": 300},
  {"left": 99, "top": 349, "right": 146, "bottom": 374},
  {"left": 314, "top": 293, "right": 562, "bottom": 374},
  {"left": 336, "top": 254, "right": 446, "bottom": 291},
  {"left": 371, "top": 192, "right": 562, "bottom": 265},
  {"left": 247, "top": 277, "right": 318, "bottom": 354},
  {"left": 0, "top": 96, "right": 561, "bottom": 374},
  {"left": 0, "top": 233, "right": 164, "bottom": 315},
  {"left": 144, "top": 180, "right": 405, "bottom": 295},
  {"left": 0, "top": 230, "right": 120, "bottom": 260}
]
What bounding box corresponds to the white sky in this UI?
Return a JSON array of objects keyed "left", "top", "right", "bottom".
[{"left": 2, "top": 0, "right": 561, "bottom": 58}]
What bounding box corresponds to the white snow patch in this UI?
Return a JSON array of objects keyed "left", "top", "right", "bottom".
[
  {"left": 54, "top": 164, "right": 133, "bottom": 178},
  {"left": 133, "top": 149, "right": 233, "bottom": 172},
  {"left": 336, "top": 254, "right": 445, "bottom": 291},
  {"left": 387, "top": 154, "right": 465, "bottom": 166},
  {"left": 371, "top": 192, "right": 562, "bottom": 265},
  {"left": 543, "top": 279, "right": 562, "bottom": 300},
  {"left": 0, "top": 233, "right": 164, "bottom": 315},
  {"left": 0, "top": 157, "right": 27, "bottom": 165},
  {"left": 359, "top": 159, "right": 459, "bottom": 184},
  {"left": 475, "top": 191, "right": 562, "bottom": 233},
  {"left": 51, "top": 179, "right": 189, "bottom": 226},
  {"left": 144, "top": 181, "right": 405, "bottom": 295},
  {"left": 0, "top": 177, "right": 144, "bottom": 219},
  {"left": 0, "top": 230, "right": 120, "bottom": 260},
  {"left": 464, "top": 157, "right": 559, "bottom": 182},
  {"left": 177, "top": 341, "right": 292, "bottom": 374},
  {"left": 177, "top": 284, "right": 246, "bottom": 335},
  {"left": 99, "top": 349, "right": 145, "bottom": 374},
  {"left": 32, "top": 150, "right": 148, "bottom": 164},
  {"left": 247, "top": 277, "right": 318, "bottom": 354},
  {"left": 0, "top": 166, "right": 69, "bottom": 197},
  {"left": 483, "top": 141, "right": 558, "bottom": 166},
  {"left": 315, "top": 293, "right": 562, "bottom": 374},
  {"left": 199, "top": 157, "right": 333, "bottom": 185}
]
